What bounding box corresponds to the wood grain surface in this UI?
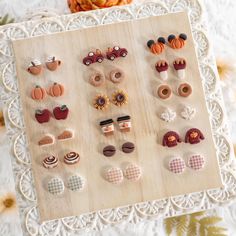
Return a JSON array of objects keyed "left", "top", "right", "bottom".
[{"left": 12, "top": 12, "right": 222, "bottom": 222}]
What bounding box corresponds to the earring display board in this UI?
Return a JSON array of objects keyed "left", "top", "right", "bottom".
[
  {"left": 11, "top": 11, "right": 222, "bottom": 222},
  {"left": 0, "top": 0, "right": 235, "bottom": 233}
]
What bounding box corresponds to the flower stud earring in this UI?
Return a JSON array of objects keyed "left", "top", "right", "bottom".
[
  {"left": 168, "top": 33, "right": 187, "bottom": 49},
  {"left": 147, "top": 37, "right": 166, "bottom": 54}
]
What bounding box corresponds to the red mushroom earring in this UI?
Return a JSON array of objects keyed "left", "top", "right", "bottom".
[
  {"left": 147, "top": 37, "right": 165, "bottom": 55},
  {"left": 173, "top": 58, "right": 186, "bottom": 79},
  {"left": 155, "top": 60, "right": 168, "bottom": 80},
  {"left": 168, "top": 33, "right": 187, "bottom": 49}
]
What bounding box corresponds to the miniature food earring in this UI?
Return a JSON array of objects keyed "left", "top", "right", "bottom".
[
  {"left": 168, "top": 33, "right": 187, "bottom": 49},
  {"left": 155, "top": 60, "right": 169, "bottom": 80},
  {"left": 99, "top": 119, "right": 114, "bottom": 136},
  {"left": 27, "top": 60, "right": 42, "bottom": 75},
  {"left": 89, "top": 71, "right": 105, "bottom": 87},
  {"left": 173, "top": 58, "right": 186, "bottom": 79},
  {"left": 31, "top": 85, "right": 46, "bottom": 100},
  {"left": 147, "top": 37, "right": 165, "bottom": 54},
  {"left": 43, "top": 155, "right": 58, "bottom": 169},
  {"left": 46, "top": 56, "right": 61, "bottom": 71},
  {"left": 109, "top": 68, "right": 124, "bottom": 84},
  {"left": 178, "top": 83, "right": 192, "bottom": 97},
  {"left": 157, "top": 84, "right": 172, "bottom": 99},
  {"left": 117, "top": 115, "right": 131, "bottom": 132},
  {"left": 53, "top": 105, "right": 69, "bottom": 120}
]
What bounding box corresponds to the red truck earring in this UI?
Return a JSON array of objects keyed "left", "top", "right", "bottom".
[{"left": 83, "top": 49, "right": 104, "bottom": 66}]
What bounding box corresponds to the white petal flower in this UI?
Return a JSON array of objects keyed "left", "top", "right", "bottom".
[
  {"left": 181, "top": 106, "right": 196, "bottom": 120},
  {"left": 160, "top": 108, "right": 176, "bottom": 122}
]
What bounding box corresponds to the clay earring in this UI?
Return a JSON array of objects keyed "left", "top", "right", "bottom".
[
  {"left": 162, "top": 131, "right": 181, "bottom": 147},
  {"left": 117, "top": 115, "right": 131, "bottom": 132},
  {"left": 169, "top": 157, "right": 186, "bottom": 174},
  {"left": 64, "top": 151, "right": 80, "bottom": 164},
  {"left": 112, "top": 90, "right": 128, "bottom": 107},
  {"left": 46, "top": 56, "right": 61, "bottom": 71},
  {"left": 89, "top": 71, "right": 105, "bottom": 87},
  {"left": 106, "top": 46, "right": 128, "bottom": 60},
  {"left": 173, "top": 58, "right": 186, "bottom": 79},
  {"left": 27, "top": 59, "right": 42, "bottom": 75},
  {"left": 31, "top": 85, "right": 47, "bottom": 100},
  {"left": 105, "top": 167, "right": 124, "bottom": 184},
  {"left": 109, "top": 68, "right": 125, "bottom": 84},
  {"left": 185, "top": 128, "right": 205, "bottom": 144},
  {"left": 178, "top": 83, "right": 192, "bottom": 97},
  {"left": 83, "top": 49, "right": 104, "bottom": 66},
  {"left": 160, "top": 108, "right": 176, "bottom": 122},
  {"left": 48, "top": 82, "right": 64, "bottom": 97},
  {"left": 155, "top": 60, "right": 169, "bottom": 80},
  {"left": 147, "top": 37, "right": 165, "bottom": 54},
  {"left": 157, "top": 84, "right": 172, "bottom": 99},
  {"left": 168, "top": 33, "right": 187, "bottom": 49},
  {"left": 99, "top": 119, "right": 114, "bottom": 136},
  {"left": 93, "top": 94, "right": 110, "bottom": 110},
  {"left": 43, "top": 155, "right": 58, "bottom": 169}
]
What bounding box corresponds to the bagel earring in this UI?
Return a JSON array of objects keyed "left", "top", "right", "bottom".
[
  {"left": 147, "top": 37, "right": 166, "bottom": 54},
  {"left": 168, "top": 33, "right": 187, "bottom": 49}
]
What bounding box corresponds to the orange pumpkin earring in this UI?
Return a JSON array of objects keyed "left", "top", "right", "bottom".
[
  {"left": 48, "top": 82, "right": 64, "bottom": 97},
  {"left": 168, "top": 33, "right": 187, "bottom": 49},
  {"left": 31, "top": 85, "right": 47, "bottom": 100},
  {"left": 147, "top": 37, "right": 165, "bottom": 55}
]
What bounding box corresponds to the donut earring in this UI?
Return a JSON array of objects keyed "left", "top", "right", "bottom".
[
  {"left": 157, "top": 84, "right": 172, "bottom": 99},
  {"left": 178, "top": 83, "right": 192, "bottom": 97},
  {"left": 168, "top": 33, "right": 187, "bottom": 49},
  {"left": 147, "top": 37, "right": 165, "bottom": 55}
]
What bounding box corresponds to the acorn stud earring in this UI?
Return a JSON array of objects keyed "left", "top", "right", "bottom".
[
  {"left": 147, "top": 37, "right": 166, "bottom": 55},
  {"left": 168, "top": 33, "right": 187, "bottom": 49}
]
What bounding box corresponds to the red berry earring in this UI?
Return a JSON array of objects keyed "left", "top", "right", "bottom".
[{"left": 147, "top": 37, "right": 165, "bottom": 54}]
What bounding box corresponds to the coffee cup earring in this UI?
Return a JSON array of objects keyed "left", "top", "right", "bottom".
[{"left": 46, "top": 56, "right": 61, "bottom": 71}]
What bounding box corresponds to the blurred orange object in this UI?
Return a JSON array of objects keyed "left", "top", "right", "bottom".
[{"left": 68, "top": 0, "right": 133, "bottom": 13}]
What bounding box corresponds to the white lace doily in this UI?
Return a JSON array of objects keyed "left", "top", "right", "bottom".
[{"left": 0, "top": 0, "right": 235, "bottom": 235}]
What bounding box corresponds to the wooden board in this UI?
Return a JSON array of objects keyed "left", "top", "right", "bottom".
[{"left": 12, "top": 12, "right": 222, "bottom": 222}]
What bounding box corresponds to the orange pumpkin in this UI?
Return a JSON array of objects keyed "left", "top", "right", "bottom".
[
  {"left": 147, "top": 37, "right": 165, "bottom": 55},
  {"left": 48, "top": 83, "right": 64, "bottom": 97},
  {"left": 31, "top": 85, "right": 46, "bottom": 100},
  {"left": 168, "top": 33, "right": 187, "bottom": 49}
]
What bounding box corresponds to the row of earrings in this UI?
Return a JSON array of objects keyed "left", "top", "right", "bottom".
[
  {"left": 105, "top": 163, "right": 141, "bottom": 184},
  {"left": 100, "top": 115, "right": 131, "bottom": 136},
  {"left": 168, "top": 154, "right": 205, "bottom": 174},
  {"left": 35, "top": 105, "right": 69, "bottom": 123},
  {"left": 156, "top": 58, "right": 186, "bottom": 80},
  {"left": 48, "top": 174, "right": 85, "bottom": 195},
  {"left": 43, "top": 151, "right": 80, "bottom": 169},
  {"left": 162, "top": 128, "right": 205, "bottom": 148},
  {"left": 93, "top": 90, "right": 128, "bottom": 110},
  {"left": 38, "top": 129, "right": 74, "bottom": 146},
  {"left": 89, "top": 68, "right": 125, "bottom": 87},
  {"left": 103, "top": 142, "right": 135, "bottom": 157},
  {"left": 147, "top": 33, "right": 187, "bottom": 54},
  {"left": 83, "top": 46, "right": 128, "bottom": 66},
  {"left": 28, "top": 56, "right": 61, "bottom": 75},
  {"left": 31, "top": 83, "right": 64, "bottom": 100},
  {"left": 157, "top": 83, "right": 192, "bottom": 99}
]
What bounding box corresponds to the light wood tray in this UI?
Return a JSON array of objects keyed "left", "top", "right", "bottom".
[{"left": 12, "top": 12, "right": 222, "bottom": 222}]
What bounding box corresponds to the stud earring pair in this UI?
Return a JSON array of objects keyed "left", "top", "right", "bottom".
[
  {"left": 27, "top": 56, "right": 61, "bottom": 75},
  {"left": 147, "top": 33, "right": 187, "bottom": 54},
  {"left": 168, "top": 154, "right": 205, "bottom": 174},
  {"left": 31, "top": 82, "right": 64, "bottom": 101},
  {"left": 100, "top": 115, "right": 131, "bottom": 136},
  {"left": 103, "top": 141, "right": 135, "bottom": 157},
  {"left": 83, "top": 46, "right": 128, "bottom": 66},
  {"left": 35, "top": 105, "right": 69, "bottom": 124},
  {"left": 105, "top": 163, "right": 141, "bottom": 184},
  {"left": 89, "top": 68, "right": 125, "bottom": 87},
  {"left": 162, "top": 128, "right": 205, "bottom": 148},
  {"left": 157, "top": 83, "right": 192, "bottom": 99},
  {"left": 160, "top": 106, "right": 196, "bottom": 122},
  {"left": 47, "top": 174, "right": 85, "bottom": 195},
  {"left": 156, "top": 58, "right": 186, "bottom": 80},
  {"left": 93, "top": 90, "right": 128, "bottom": 111}
]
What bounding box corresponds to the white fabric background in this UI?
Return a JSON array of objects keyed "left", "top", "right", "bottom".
[{"left": 0, "top": 0, "right": 236, "bottom": 235}]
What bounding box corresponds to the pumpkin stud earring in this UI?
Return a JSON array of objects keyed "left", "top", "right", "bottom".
[
  {"left": 46, "top": 56, "right": 61, "bottom": 71},
  {"left": 27, "top": 60, "right": 42, "bottom": 75},
  {"left": 168, "top": 33, "right": 187, "bottom": 49},
  {"left": 48, "top": 82, "right": 64, "bottom": 97},
  {"left": 147, "top": 37, "right": 165, "bottom": 55},
  {"left": 31, "top": 85, "right": 46, "bottom": 100}
]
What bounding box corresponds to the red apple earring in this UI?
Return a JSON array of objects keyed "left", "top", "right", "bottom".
[
  {"left": 168, "top": 33, "right": 187, "bottom": 49},
  {"left": 46, "top": 56, "right": 61, "bottom": 71},
  {"left": 147, "top": 37, "right": 165, "bottom": 54},
  {"left": 53, "top": 105, "right": 69, "bottom": 120},
  {"left": 27, "top": 60, "right": 42, "bottom": 75}
]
